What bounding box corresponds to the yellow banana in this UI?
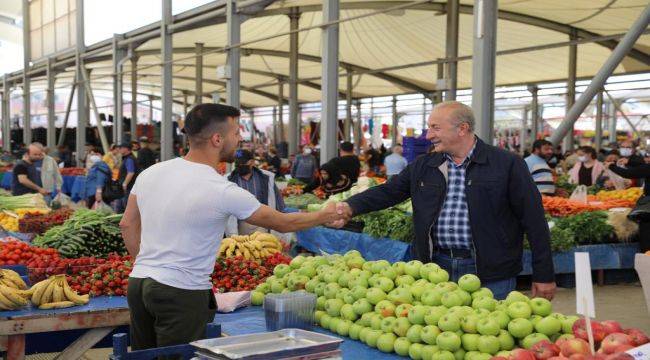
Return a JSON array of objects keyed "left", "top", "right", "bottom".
[
  {"left": 38, "top": 301, "right": 75, "bottom": 310},
  {"left": 225, "top": 242, "right": 236, "bottom": 257},
  {"left": 40, "top": 277, "right": 60, "bottom": 305},
  {"left": 31, "top": 277, "right": 54, "bottom": 306},
  {"left": 0, "top": 285, "right": 27, "bottom": 307},
  {"left": 251, "top": 240, "right": 263, "bottom": 251},
  {"left": 251, "top": 248, "right": 261, "bottom": 259},
  {"left": 218, "top": 238, "right": 235, "bottom": 255},
  {"left": 1, "top": 270, "right": 27, "bottom": 289},
  {"left": 52, "top": 278, "right": 65, "bottom": 303},
  {"left": 0, "top": 287, "right": 17, "bottom": 309},
  {"left": 241, "top": 247, "right": 252, "bottom": 260},
  {"left": 62, "top": 280, "right": 89, "bottom": 305},
  {"left": 249, "top": 231, "right": 262, "bottom": 242}
]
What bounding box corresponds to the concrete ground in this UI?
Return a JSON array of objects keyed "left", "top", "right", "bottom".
[{"left": 24, "top": 284, "right": 650, "bottom": 359}]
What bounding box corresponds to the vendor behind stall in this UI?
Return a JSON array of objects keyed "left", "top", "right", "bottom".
[{"left": 303, "top": 162, "right": 352, "bottom": 197}]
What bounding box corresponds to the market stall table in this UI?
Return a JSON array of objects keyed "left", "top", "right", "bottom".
[
  {"left": 0, "top": 296, "right": 129, "bottom": 360},
  {"left": 215, "top": 305, "right": 403, "bottom": 360},
  {"left": 0, "top": 172, "right": 85, "bottom": 199}
]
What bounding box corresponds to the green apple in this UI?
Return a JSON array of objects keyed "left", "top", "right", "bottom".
[
  {"left": 472, "top": 297, "right": 497, "bottom": 312},
  {"left": 458, "top": 274, "right": 481, "bottom": 293},
  {"left": 471, "top": 287, "right": 494, "bottom": 300},
  {"left": 316, "top": 296, "right": 327, "bottom": 311},
  {"left": 489, "top": 311, "right": 511, "bottom": 330},
  {"left": 393, "top": 316, "right": 412, "bottom": 337},
  {"left": 372, "top": 260, "right": 391, "bottom": 274},
  {"left": 424, "top": 306, "right": 448, "bottom": 326},
  {"left": 290, "top": 255, "right": 307, "bottom": 269},
  {"left": 556, "top": 333, "right": 574, "bottom": 342},
  {"left": 494, "top": 301, "right": 507, "bottom": 312},
  {"left": 376, "top": 277, "right": 395, "bottom": 293},
  {"left": 344, "top": 250, "right": 362, "bottom": 259},
  {"left": 341, "top": 304, "right": 358, "bottom": 321},
  {"left": 561, "top": 315, "right": 579, "bottom": 334},
  {"left": 391, "top": 336, "right": 411, "bottom": 356},
  {"left": 314, "top": 282, "right": 327, "bottom": 297},
  {"left": 396, "top": 274, "right": 416, "bottom": 287},
  {"left": 322, "top": 269, "right": 343, "bottom": 283},
  {"left": 337, "top": 272, "right": 353, "bottom": 288},
  {"left": 370, "top": 313, "right": 384, "bottom": 330},
  {"left": 377, "top": 332, "right": 397, "bottom": 353},
  {"left": 434, "top": 350, "right": 455, "bottom": 360},
  {"left": 352, "top": 298, "right": 373, "bottom": 316},
  {"left": 530, "top": 315, "right": 543, "bottom": 326},
  {"left": 359, "top": 312, "right": 374, "bottom": 327},
  {"left": 375, "top": 300, "right": 397, "bottom": 318},
  {"left": 304, "top": 278, "right": 319, "bottom": 293},
  {"left": 368, "top": 274, "right": 380, "bottom": 287},
  {"left": 393, "top": 261, "right": 406, "bottom": 275},
  {"left": 365, "top": 329, "right": 383, "bottom": 348},
  {"left": 419, "top": 263, "right": 441, "bottom": 279},
  {"left": 408, "top": 305, "right": 429, "bottom": 325},
  {"left": 529, "top": 297, "right": 552, "bottom": 317},
  {"left": 323, "top": 283, "right": 341, "bottom": 299},
  {"left": 256, "top": 283, "right": 270, "bottom": 294},
  {"left": 438, "top": 314, "right": 462, "bottom": 332},
  {"left": 436, "top": 282, "right": 458, "bottom": 292},
  {"left": 407, "top": 324, "right": 424, "bottom": 343},
  {"left": 389, "top": 288, "right": 414, "bottom": 305},
  {"left": 298, "top": 264, "right": 317, "bottom": 278},
  {"left": 335, "top": 288, "right": 351, "bottom": 302},
  {"left": 421, "top": 288, "right": 445, "bottom": 306},
  {"left": 504, "top": 291, "right": 529, "bottom": 305},
  {"left": 534, "top": 316, "right": 562, "bottom": 336},
  {"left": 350, "top": 285, "right": 368, "bottom": 301},
  {"left": 474, "top": 308, "right": 491, "bottom": 318},
  {"left": 507, "top": 318, "right": 534, "bottom": 338},
  {"left": 436, "top": 331, "right": 462, "bottom": 352},
  {"left": 328, "top": 317, "right": 342, "bottom": 332},
  {"left": 359, "top": 326, "right": 372, "bottom": 343},
  {"left": 349, "top": 276, "right": 369, "bottom": 289},
  {"left": 428, "top": 268, "right": 450, "bottom": 284},
  {"left": 273, "top": 264, "right": 291, "bottom": 278},
  {"left": 477, "top": 335, "right": 500, "bottom": 355},
  {"left": 314, "top": 310, "right": 326, "bottom": 323},
  {"left": 421, "top": 345, "right": 440, "bottom": 360},
  {"left": 497, "top": 329, "right": 515, "bottom": 350},
  {"left": 549, "top": 312, "right": 565, "bottom": 321},
  {"left": 496, "top": 350, "right": 512, "bottom": 358},
  {"left": 521, "top": 333, "right": 550, "bottom": 349},
  {"left": 337, "top": 319, "right": 352, "bottom": 336},
  {"left": 320, "top": 313, "right": 332, "bottom": 329},
  {"left": 346, "top": 256, "right": 365, "bottom": 270},
  {"left": 441, "top": 292, "right": 464, "bottom": 308},
  {"left": 460, "top": 314, "right": 479, "bottom": 334},
  {"left": 409, "top": 343, "right": 425, "bottom": 360},
  {"left": 381, "top": 316, "right": 398, "bottom": 333},
  {"left": 342, "top": 292, "right": 356, "bottom": 305},
  {"left": 325, "top": 298, "right": 344, "bottom": 317},
  {"left": 405, "top": 260, "right": 423, "bottom": 278},
  {"left": 250, "top": 291, "right": 264, "bottom": 306},
  {"left": 395, "top": 303, "right": 414, "bottom": 318},
  {"left": 507, "top": 301, "right": 532, "bottom": 319},
  {"left": 476, "top": 317, "right": 500, "bottom": 336},
  {"left": 366, "top": 287, "right": 387, "bottom": 305},
  {"left": 453, "top": 348, "right": 466, "bottom": 360},
  {"left": 348, "top": 323, "right": 363, "bottom": 340},
  {"left": 464, "top": 351, "right": 481, "bottom": 360},
  {"left": 421, "top": 325, "right": 442, "bottom": 345},
  {"left": 270, "top": 280, "right": 285, "bottom": 294},
  {"left": 461, "top": 333, "right": 480, "bottom": 351},
  {"left": 362, "top": 261, "right": 374, "bottom": 273},
  {"left": 380, "top": 267, "right": 398, "bottom": 281}
]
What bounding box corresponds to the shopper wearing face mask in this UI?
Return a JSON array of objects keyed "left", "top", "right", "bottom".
[
  {"left": 227, "top": 149, "right": 285, "bottom": 235},
  {"left": 568, "top": 146, "right": 606, "bottom": 186},
  {"left": 619, "top": 140, "right": 645, "bottom": 167},
  {"left": 291, "top": 146, "right": 317, "bottom": 184},
  {"left": 83, "top": 154, "right": 112, "bottom": 208}
]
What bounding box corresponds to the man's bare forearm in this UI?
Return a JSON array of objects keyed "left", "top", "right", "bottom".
[
  {"left": 275, "top": 211, "right": 328, "bottom": 233},
  {"left": 124, "top": 172, "right": 135, "bottom": 187},
  {"left": 18, "top": 177, "right": 44, "bottom": 192},
  {"left": 121, "top": 224, "right": 141, "bottom": 257}
]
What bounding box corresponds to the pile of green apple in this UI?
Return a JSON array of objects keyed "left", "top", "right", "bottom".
[{"left": 251, "top": 251, "right": 579, "bottom": 360}]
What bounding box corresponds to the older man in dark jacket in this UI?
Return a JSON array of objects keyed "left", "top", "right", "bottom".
[{"left": 335, "top": 101, "right": 556, "bottom": 300}]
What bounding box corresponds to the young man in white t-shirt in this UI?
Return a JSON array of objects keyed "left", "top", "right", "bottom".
[{"left": 120, "top": 103, "right": 346, "bottom": 350}]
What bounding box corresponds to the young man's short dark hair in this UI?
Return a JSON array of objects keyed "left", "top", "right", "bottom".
[
  {"left": 340, "top": 141, "right": 354, "bottom": 153},
  {"left": 183, "top": 104, "right": 241, "bottom": 144},
  {"left": 532, "top": 139, "right": 552, "bottom": 152}
]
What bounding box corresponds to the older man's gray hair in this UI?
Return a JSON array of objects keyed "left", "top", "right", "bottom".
[{"left": 433, "top": 101, "right": 475, "bottom": 132}]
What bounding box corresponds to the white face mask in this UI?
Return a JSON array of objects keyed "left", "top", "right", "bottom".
[
  {"left": 620, "top": 148, "right": 633, "bottom": 157},
  {"left": 578, "top": 155, "right": 587, "bottom": 163},
  {"left": 303, "top": 148, "right": 312, "bottom": 155},
  {"left": 89, "top": 155, "right": 102, "bottom": 165}
]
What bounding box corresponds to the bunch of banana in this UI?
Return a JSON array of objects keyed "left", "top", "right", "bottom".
[
  {"left": 30, "top": 275, "right": 90, "bottom": 309},
  {"left": 217, "top": 232, "right": 283, "bottom": 260},
  {"left": 0, "top": 284, "right": 29, "bottom": 310},
  {"left": 0, "top": 269, "right": 28, "bottom": 290}
]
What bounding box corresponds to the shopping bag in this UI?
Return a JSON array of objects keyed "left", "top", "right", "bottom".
[
  {"left": 215, "top": 291, "right": 251, "bottom": 313},
  {"left": 628, "top": 195, "right": 650, "bottom": 223},
  {"left": 91, "top": 201, "right": 114, "bottom": 214},
  {"left": 53, "top": 192, "right": 76, "bottom": 209},
  {"left": 569, "top": 185, "right": 589, "bottom": 204}
]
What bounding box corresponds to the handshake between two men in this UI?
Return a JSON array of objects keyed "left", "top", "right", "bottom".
[{"left": 323, "top": 202, "right": 354, "bottom": 229}]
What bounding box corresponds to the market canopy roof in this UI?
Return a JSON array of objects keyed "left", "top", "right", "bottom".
[{"left": 12, "top": 0, "right": 650, "bottom": 111}]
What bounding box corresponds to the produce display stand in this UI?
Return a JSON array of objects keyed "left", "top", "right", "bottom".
[
  {"left": 0, "top": 172, "right": 86, "bottom": 201},
  {"left": 215, "top": 306, "right": 403, "bottom": 360},
  {"left": 0, "top": 296, "right": 129, "bottom": 360}
]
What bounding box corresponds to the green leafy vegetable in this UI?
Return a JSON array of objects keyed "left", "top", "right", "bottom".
[
  {"left": 554, "top": 211, "right": 613, "bottom": 245},
  {"left": 356, "top": 209, "right": 414, "bottom": 243}
]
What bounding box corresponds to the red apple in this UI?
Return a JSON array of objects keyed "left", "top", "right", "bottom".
[
  {"left": 604, "top": 352, "right": 634, "bottom": 360},
  {"left": 600, "top": 321, "right": 623, "bottom": 335},
  {"left": 509, "top": 349, "right": 537, "bottom": 360},
  {"left": 600, "top": 333, "right": 634, "bottom": 354},
  {"left": 624, "top": 328, "right": 649, "bottom": 346},
  {"left": 556, "top": 337, "right": 573, "bottom": 349},
  {"left": 573, "top": 319, "right": 607, "bottom": 342},
  {"left": 560, "top": 338, "right": 591, "bottom": 357},
  {"left": 491, "top": 357, "right": 509, "bottom": 360},
  {"left": 531, "top": 340, "right": 561, "bottom": 359},
  {"left": 569, "top": 354, "right": 588, "bottom": 360}
]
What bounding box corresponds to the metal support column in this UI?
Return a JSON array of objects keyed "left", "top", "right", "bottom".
[
  {"left": 160, "top": 0, "right": 173, "bottom": 161},
  {"left": 608, "top": 102, "right": 617, "bottom": 144},
  {"left": 75, "top": 0, "right": 87, "bottom": 165},
  {"left": 354, "top": 99, "right": 362, "bottom": 154},
  {"left": 320, "top": 0, "right": 339, "bottom": 164},
  {"left": 278, "top": 82, "right": 285, "bottom": 144},
  {"left": 2, "top": 75, "right": 10, "bottom": 152},
  {"left": 345, "top": 69, "right": 353, "bottom": 142},
  {"left": 58, "top": 84, "right": 75, "bottom": 147},
  {"left": 112, "top": 36, "right": 127, "bottom": 144},
  {"left": 272, "top": 106, "right": 278, "bottom": 145},
  {"left": 550, "top": 4, "right": 650, "bottom": 145},
  {"left": 226, "top": 0, "right": 241, "bottom": 108},
  {"left": 595, "top": 91, "right": 604, "bottom": 152},
  {"left": 46, "top": 58, "right": 56, "bottom": 149},
  {"left": 391, "top": 96, "right": 398, "bottom": 145},
  {"left": 445, "top": 0, "right": 459, "bottom": 100},
  {"left": 182, "top": 91, "right": 188, "bottom": 148},
  {"left": 421, "top": 96, "right": 427, "bottom": 131},
  {"left": 520, "top": 107, "right": 528, "bottom": 155},
  {"left": 434, "top": 62, "right": 444, "bottom": 104},
  {"left": 563, "top": 30, "right": 578, "bottom": 151},
  {"left": 471, "top": 0, "right": 498, "bottom": 143},
  {"left": 130, "top": 55, "right": 138, "bottom": 140},
  {"left": 195, "top": 43, "right": 204, "bottom": 106},
  {"left": 22, "top": 0, "right": 31, "bottom": 145},
  {"left": 288, "top": 9, "right": 301, "bottom": 155},
  {"left": 148, "top": 96, "right": 154, "bottom": 124},
  {"left": 528, "top": 85, "right": 539, "bottom": 145},
  {"left": 82, "top": 68, "right": 110, "bottom": 153}
]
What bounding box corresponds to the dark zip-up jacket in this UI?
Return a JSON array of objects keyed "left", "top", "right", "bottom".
[{"left": 346, "top": 138, "right": 554, "bottom": 283}]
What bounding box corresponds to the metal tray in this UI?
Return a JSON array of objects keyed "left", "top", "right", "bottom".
[{"left": 191, "top": 328, "right": 343, "bottom": 360}]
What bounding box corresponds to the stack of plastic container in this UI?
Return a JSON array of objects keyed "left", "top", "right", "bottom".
[
  {"left": 402, "top": 133, "right": 432, "bottom": 162},
  {"left": 264, "top": 292, "right": 317, "bottom": 331}
]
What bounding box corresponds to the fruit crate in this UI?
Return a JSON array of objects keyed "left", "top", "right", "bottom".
[{"left": 635, "top": 253, "right": 650, "bottom": 314}]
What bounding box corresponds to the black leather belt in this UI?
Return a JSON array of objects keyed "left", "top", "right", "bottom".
[{"left": 436, "top": 247, "right": 474, "bottom": 259}]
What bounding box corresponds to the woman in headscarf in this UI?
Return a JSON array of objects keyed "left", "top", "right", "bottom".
[{"left": 303, "top": 161, "right": 352, "bottom": 196}]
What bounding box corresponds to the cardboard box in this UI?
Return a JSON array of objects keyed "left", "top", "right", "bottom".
[{"left": 634, "top": 253, "right": 650, "bottom": 314}]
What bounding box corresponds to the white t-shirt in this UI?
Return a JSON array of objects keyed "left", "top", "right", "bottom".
[{"left": 129, "top": 158, "right": 261, "bottom": 290}]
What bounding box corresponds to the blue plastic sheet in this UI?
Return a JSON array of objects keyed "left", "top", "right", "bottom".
[
  {"left": 520, "top": 243, "right": 639, "bottom": 275},
  {"left": 0, "top": 171, "right": 84, "bottom": 198},
  {"left": 216, "top": 306, "right": 404, "bottom": 360},
  {"left": 296, "top": 226, "right": 411, "bottom": 262}
]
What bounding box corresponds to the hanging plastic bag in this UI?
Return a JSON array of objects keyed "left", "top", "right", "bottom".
[
  {"left": 569, "top": 185, "right": 589, "bottom": 204},
  {"left": 92, "top": 201, "right": 114, "bottom": 214},
  {"left": 53, "top": 192, "right": 76, "bottom": 209},
  {"left": 215, "top": 291, "right": 250, "bottom": 313}
]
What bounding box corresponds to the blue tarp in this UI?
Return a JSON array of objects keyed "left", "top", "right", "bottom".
[
  {"left": 520, "top": 243, "right": 639, "bottom": 275},
  {"left": 216, "top": 306, "right": 404, "bottom": 360},
  {"left": 0, "top": 171, "right": 85, "bottom": 200}
]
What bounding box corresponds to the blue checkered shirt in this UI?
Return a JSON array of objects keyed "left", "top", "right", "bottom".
[{"left": 434, "top": 143, "right": 477, "bottom": 249}]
